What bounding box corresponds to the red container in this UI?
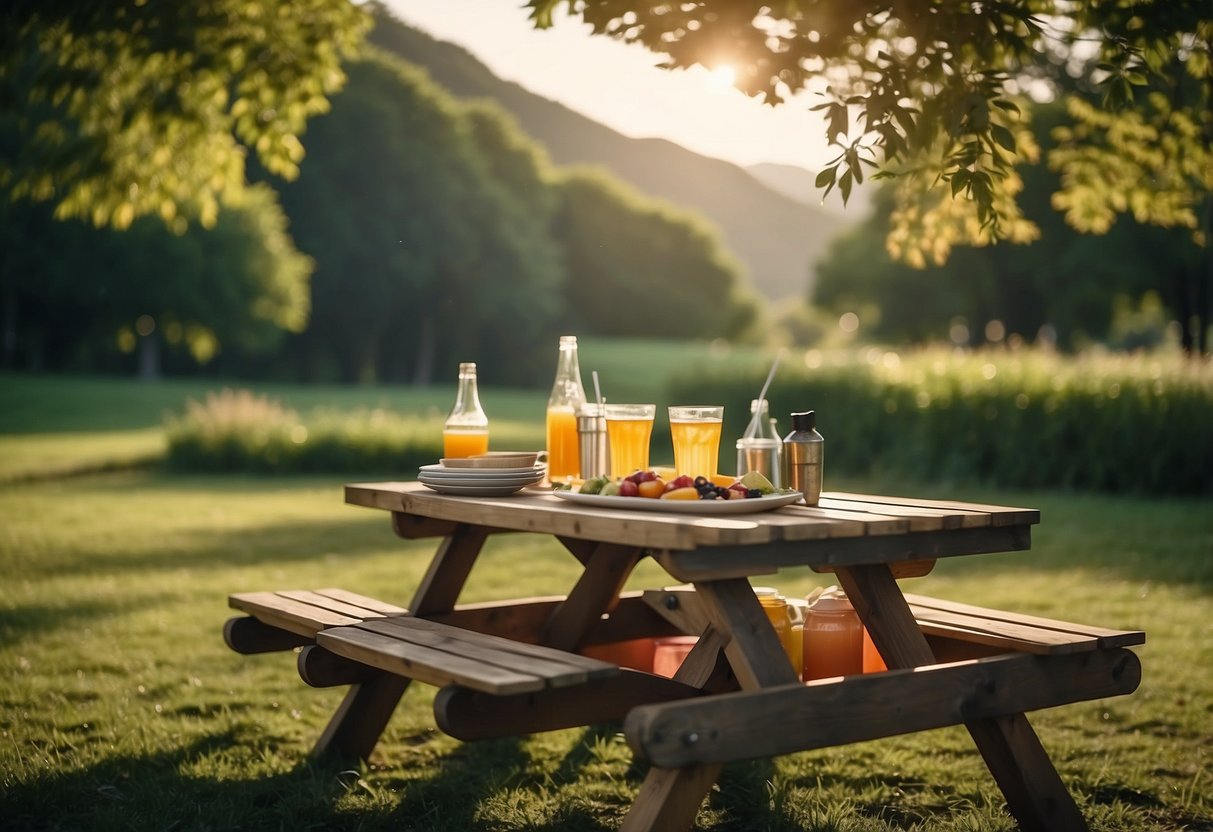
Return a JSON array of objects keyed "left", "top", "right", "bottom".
[
  {"left": 581, "top": 637, "right": 657, "bottom": 673},
  {"left": 652, "top": 636, "right": 699, "bottom": 678}
]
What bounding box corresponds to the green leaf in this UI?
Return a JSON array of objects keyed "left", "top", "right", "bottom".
[
  {"left": 815, "top": 166, "right": 836, "bottom": 188},
  {"left": 991, "top": 124, "right": 1016, "bottom": 152},
  {"left": 951, "top": 169, "right": 971, "bottom": 197}
]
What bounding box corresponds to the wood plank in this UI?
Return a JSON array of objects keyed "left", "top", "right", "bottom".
[
  {"left": 624, "top": 649, "right": 1141, "bottom": 768},
  {"left": 819, "top": 497, "right": 989, "bottom": 530},
  {"left": 316, "top": 626, "right": 548, "bottom": 695},
  {"left": 909, "top": 606, "right": 1099, "bottom": 654},
  {"left": 358, "top": 617, "right": 617, "bottom": 684},
  {"left": 655, "top": 524, "right": 1032, "bottom": 582},
  {"left": 781, "top": 504, "right": 911, "bottom": 535},
  {"left": 312, "top": 588, "right": 409, "bottom": 616},
  {"left": 391, "top": 512, "right": 460, "bottom": 540},
  {"left": 824, "top": 492, "right": 1040, "bottom": 527},
  {"left": 228, "top": 591, "right": 362, "bottom": 637},
  {"left": 904, "top": 593, "right": 1145, "bottom": 648},
  {"left": 311, "top": 672, "right": 411, "bottom": 762},
  {"left": 277, "top": 590, "right": 394, "bottom": 621},
  {"left": 434, "top": 669, "right": 706, "bottom": 740}
]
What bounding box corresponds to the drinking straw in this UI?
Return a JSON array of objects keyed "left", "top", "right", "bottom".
[
  {"left": 592, "top": 371, "right": 604, "bottom": 407},
  {"left": 746, "top": 349, "right": 784, "bottom": 437}
]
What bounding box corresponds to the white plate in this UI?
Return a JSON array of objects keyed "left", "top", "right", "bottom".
[
  {"left": 420, "top": 463, "right": 545, "bottom": 477},
  {"left": 418, "top": 474, "right": 544, "bottom": 489},
  {"left": 550, "top": 489, "right": 805, "bottom": 514},
  {"left": 418, "top": 481, "right": 535, "bottom": 496},
  {"left": 419, "top": 468, "right": 544, "bottom": 482}
]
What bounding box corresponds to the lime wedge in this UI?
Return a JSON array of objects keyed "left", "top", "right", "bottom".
[{"left": 739, "top": 470, "right": 775, "bottom": 494}]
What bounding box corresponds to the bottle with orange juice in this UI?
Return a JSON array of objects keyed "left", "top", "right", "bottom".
[
  {"left": 546, "top": 336, "right": 586, "bottom": 481},
  {"left": 443, "top": 362, "right": 489, "bottom": 458}
]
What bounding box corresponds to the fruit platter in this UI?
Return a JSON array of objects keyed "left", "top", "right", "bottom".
[{"left": 551, "top": 470, "right": 804, "bottom": 515}]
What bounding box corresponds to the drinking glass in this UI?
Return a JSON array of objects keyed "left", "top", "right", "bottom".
[
  {"left": 604, "top": 403, "right": 656, "bottom": 479},
  {"left": 668, "top": 405, "right": 724, "bottom": 477}
]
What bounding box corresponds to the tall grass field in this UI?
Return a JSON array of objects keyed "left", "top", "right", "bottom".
[{"left": 1, "top": 347, "right": 1210, "bottom": 831}]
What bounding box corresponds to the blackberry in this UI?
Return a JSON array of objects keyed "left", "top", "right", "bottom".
[{"left": 746, "top": 488, "right": 762, "bottom": 498}]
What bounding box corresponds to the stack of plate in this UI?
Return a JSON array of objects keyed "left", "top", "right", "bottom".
[{"left": 417, "top": 462, "right": 546, "bottom": 496}]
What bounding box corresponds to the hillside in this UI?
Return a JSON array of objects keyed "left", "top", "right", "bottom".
[
  {"left": 747, "top": 161, "right": 874, "bottom": 220},
  {"left": 370, "top": 13, "right": 848, "bottom": 302}
]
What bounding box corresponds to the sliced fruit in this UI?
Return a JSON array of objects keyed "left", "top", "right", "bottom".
[
  {"left": 600, "top": 481, "right": 621, "bottom": 497},
  {"left": 651, "top": 466, "right": 678, "bottom": 480},
  {"left": 579, "top": 476, "right": 609, "bottom": 495},
  {"left": 660, "top": 486, "right": 700, "bottom": 500},
  {"left": 665, "top": 474, "right": 694, "bottom": 491},
  {"left": 637, "top": 478, "right": 666, "bottom": 499},
  {"left": 739, "top": 470, "right": 775, "bottom": 494},
  {"left": 709, "top": 473, "right": 735, "bottom": 488},
  {"left": 618, "top": 479, "right": 639, "bottom": 497}
]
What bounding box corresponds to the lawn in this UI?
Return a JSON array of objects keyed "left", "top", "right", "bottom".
[{"left": 0, "top": 366, "right": 1210, "bottom": 831}]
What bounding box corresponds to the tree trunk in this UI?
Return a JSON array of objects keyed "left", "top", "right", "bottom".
[
  {"left": 413, "top": 314, "right": 435, "bottom": 386},
  {"left": 137, "top": 333, "right": 161, "bottom": 381}
]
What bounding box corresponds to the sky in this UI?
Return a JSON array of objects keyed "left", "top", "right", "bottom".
[{"left": 380, "top": 1, "right": 835, "bottom": 173}]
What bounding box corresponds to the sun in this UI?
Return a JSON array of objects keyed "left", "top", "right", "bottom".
[{"left": 706, "top": 64, "right": 737, "bottom": 91}]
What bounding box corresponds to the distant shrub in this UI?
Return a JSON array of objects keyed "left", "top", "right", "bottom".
[
  {"left": 165, "top": 389, "right": 444, "bottom": 474},
  {"left": 669, "top": 348, "right": 1213, "bottom": 495}
]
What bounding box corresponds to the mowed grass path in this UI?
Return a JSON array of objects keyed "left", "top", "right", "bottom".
[{"left": 1, "top": 470, "right": 1209, "bottom": 831}]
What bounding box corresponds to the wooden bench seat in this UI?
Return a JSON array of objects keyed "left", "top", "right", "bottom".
[
  {"left": 904, "top": 593, "right": 1145, "bottom": 658},
  {"left": 224, "top": 587, "right": 620, "bottom": 697},
  {"left": 224, "top": 588, "right": 409, "bottom": 654},
  {"left": 643, "top": 586, "right": 1145, "bottom": 660}
]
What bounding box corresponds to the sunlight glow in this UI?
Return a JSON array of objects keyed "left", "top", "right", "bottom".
[{"left": 706, "top": 64, "right": 737, "bottom": 91}]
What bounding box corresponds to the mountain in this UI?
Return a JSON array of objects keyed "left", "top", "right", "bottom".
[
  {"left": 369, "top": 14, "right": 849, "bottom": 302},
  {"left": 747, "top": 161, "right": 874, "bottom": 220}
]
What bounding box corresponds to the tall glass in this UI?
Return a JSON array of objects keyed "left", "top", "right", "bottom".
[
  {"left": 668, "top": 405, "right": 724, "bottom": 477},
  {"left": 604, "top": 404, "right": 655, "bottom": 479}
]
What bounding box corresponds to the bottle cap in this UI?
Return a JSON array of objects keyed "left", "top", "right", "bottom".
[
  {"left": 807, "top": 586, "right": 852, "bottom": 612},
  {"left": 791, "top": 410, "right": 816, "bottom": 431}
]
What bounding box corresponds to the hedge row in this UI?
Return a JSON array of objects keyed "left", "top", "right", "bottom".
[{"left": 669, "top": 348, "right": 1212, "bottom": 495}]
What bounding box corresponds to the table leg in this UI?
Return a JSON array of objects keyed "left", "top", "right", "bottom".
[
  {"left": 835, "top": 564, "right": 1088, "bottom": 832},
  {"left": 623, "top": 579, "right": 800, "bottom": 831},
  {"left": 311, "top": 524, "right": 490, "bottom": 760},
  {"left": 539, "top": 543, "right": 643, "bottom": 652}
]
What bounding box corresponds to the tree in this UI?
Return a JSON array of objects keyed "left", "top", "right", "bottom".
[
  {"left": 263, "top": 50, "right": 566, "bottom": 385},
  {"left": 1, "top": 0, "right": 368, "bottom": 231},
  {"left": 814, "top": 104, "right": 1200, "bottom": 348},
  {"left": 525, "top": 1, "right": 1212, "bottom": 352},
  {"left": 552, "top": 167, "right": 761, "bottom": 339},
  {"left": 0, "top": 183, "right": 312, "bottom": 377}
]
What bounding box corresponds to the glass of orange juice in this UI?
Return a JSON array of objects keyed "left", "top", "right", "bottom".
[
  {"left": 668, "top": 405, "right": 723, "bottom": 477},
  {"left": 546, "top": 404, "right": 580, "bottom": 481},
  {"left": 604, "top": 403, "right": 655, "bottom": 479}
]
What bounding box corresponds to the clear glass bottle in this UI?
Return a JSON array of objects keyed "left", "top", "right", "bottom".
[
  {"left": 546, "top": 336, "right": 587, "bottom": 481},
  {"left": 736, "top": 398, "right": 782, "bottom": 487},
  {"left": 443, "top": 362, "right": 488, "bottom": 458}
]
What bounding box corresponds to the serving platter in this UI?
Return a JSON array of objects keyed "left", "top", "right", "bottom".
[{"left": 550, "top": 489, "right": 804, "bottom": 515}]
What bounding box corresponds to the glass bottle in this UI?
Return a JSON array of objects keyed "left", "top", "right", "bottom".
[
  {"left": 443, "top": 362, "right": 489, "bottom": 458},
  {"left": 736, "top": 398, "right": 782, "bottom": 487},
  {"left": 754, "top": 586, "right": 799, "bottom": 675},
  {"left": 546, "top": 336, "right": 587, "bottom": 481}
]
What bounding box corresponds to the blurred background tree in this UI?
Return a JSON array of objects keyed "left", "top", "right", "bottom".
[
  {"left": 0, "top": 0, "right": 369, "bottom": 230},
  {"left": 526, "top": 0, "right": 1212, "bottom": 353}
]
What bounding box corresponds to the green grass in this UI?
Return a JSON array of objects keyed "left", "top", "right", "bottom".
[
  {"left": 1, "top": 357, "right": 1209, "bottom": 830},
  {"left": 0, "top": 469, "right": 1209, "bottom": 831}
]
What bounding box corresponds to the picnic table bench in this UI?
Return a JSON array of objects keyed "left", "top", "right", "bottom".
[{"left": 223, "top": 482, "right": 1144, "bottom": 831}]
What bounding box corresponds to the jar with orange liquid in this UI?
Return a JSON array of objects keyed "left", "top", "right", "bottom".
[
  {"left": 754, "top": 587, "right": 802, "bottom": 676},
  {"left": 802, "top": 587, "right": 864, "bottom": 681},
  {"left": 546, "top": 336, "right": 586, "bottom": 482},
  {"left": 443, "top": 362, "right": 489, "bottom": 458}
]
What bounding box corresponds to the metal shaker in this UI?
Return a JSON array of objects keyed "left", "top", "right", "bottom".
[
  {"left": 783, "top": 410, "right": 824, "bottom": 505},
  {"left": 576, "top": 403, "right": 610, "bottom": 479}
]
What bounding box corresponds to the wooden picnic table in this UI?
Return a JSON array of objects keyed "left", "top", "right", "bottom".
[{"left": 225, "top": 481, "right": 1143, "bottom": 832}]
